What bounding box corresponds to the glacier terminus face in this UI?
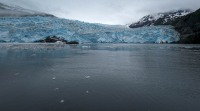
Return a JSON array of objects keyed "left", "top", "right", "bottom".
[{"left": 0, "top": 16, "right": 180, "bottom": 43}]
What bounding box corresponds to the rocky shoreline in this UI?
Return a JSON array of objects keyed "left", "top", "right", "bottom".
[{"left": 35, "top": 36, "right": 79, "bottom": 44}]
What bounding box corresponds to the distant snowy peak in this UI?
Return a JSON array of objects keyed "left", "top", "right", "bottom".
[
  {"left": 129, "top": 9, "right": 192, "bottom": 28},
  {"left": 144, "top": 9, "right": 191, "bottom": 21},
  {"left": 0, "top": 2, "right": 53, "bottom": 17}
]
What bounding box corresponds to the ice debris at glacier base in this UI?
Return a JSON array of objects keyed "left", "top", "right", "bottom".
[{"left": 0, "top": 16, "right": 180, "bottom": 43}]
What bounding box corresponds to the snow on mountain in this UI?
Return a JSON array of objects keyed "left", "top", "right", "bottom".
[
  {"left": 0, "top": 2, "right": 53, "bottom": 17},
  {"left": 129, "top": 9, "right": 192, "bottom": 28}
]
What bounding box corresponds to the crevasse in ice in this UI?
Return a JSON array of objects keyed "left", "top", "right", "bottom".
[{"left": 0, "top": 16, "right": 180, "bottom": 43}]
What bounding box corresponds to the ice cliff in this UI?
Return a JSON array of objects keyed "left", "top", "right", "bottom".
[{"left": 0, "top": 16, "right": 180, "bottom": 43}]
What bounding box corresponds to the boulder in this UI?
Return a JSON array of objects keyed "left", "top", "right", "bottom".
[{"left": 35, "top": 36, "right": 79, "bottom": 44}]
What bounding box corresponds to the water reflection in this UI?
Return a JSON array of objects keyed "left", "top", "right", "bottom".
[{"left": 0, "top": 44, "right": 200, "bottom": 111}]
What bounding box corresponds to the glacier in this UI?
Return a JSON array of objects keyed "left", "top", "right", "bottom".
[{"left": 0, "top": 16, "right": 180, "bottom": 43}]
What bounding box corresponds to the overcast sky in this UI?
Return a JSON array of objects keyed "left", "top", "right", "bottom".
[{"left": 1, "top": 0, "right": 200, "bottom": 25}]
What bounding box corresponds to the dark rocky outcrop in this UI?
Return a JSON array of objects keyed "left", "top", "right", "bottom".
[
  {"left": 35, "top": 36, "right": 79, "bottom": 44},
  {"left": 172, "top": 8, "right": 200, "bottom": 44}
]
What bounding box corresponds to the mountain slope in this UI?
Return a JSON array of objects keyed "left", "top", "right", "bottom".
[
  {"left": 129, "top": 9, "right": 192, "bottom": 28},
  {"left": 0, "top": 2, "right": 53, "bottom": 17},
  {"left": 172, "top": 8, "right": 200, "bottom": 43}
]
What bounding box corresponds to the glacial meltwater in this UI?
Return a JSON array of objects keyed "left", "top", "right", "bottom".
[{"left": 0, "top": 43, "right": 200, "bottom": 111}]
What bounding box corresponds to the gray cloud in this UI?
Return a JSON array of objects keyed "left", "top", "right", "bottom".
[{"left": 1, "top": 0, "right": 200, "bottom": 24}]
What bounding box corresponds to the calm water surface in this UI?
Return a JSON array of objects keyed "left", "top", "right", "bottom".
[{"left": 0, "top": 44, "right": 200, "bottom": 111}]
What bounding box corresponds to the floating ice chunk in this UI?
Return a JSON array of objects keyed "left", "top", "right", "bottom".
[
  {"left": 14, "top": 73, "right": 20, "bottom": 76},
  {"left": 85, "top": 76, "right": 91, "bottom": 79},
  {"left": 54, "top": 88, "right": 59, "bottom": 91},
  {"left": 60, "top": 100, "right": 64, "bottom": 103},
  {"left": 52, "top": 77, "right": 56, "bottom": 80},
  {"left": 55, "top": 41, "right": 64, "bottom": 44},
  {"left": 31, "top": 54, "right": 36, "bottom": 57},
  {"left": 82, "top": 46, "right": 91, "bottom": 48}
]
